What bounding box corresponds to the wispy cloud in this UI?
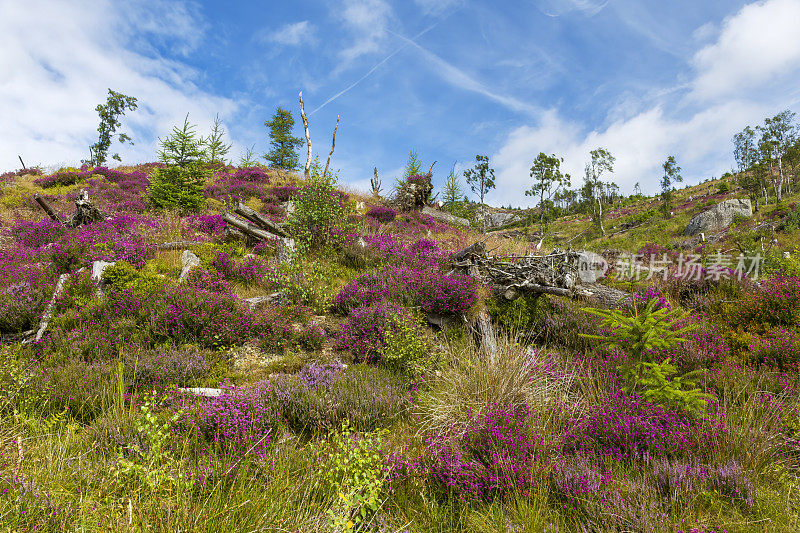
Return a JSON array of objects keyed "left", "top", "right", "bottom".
[
  {"left": 258, "top": 21, "right": 317, "bottom": 47},
  {"left": 336, "top": 0, "right": 393, "bottom": 68},
  {"left": 533, "top": 0, "right": 609, "bottom": 17},
  {"left": 388, "top": 30, "right": 541, "bottom": 117}
]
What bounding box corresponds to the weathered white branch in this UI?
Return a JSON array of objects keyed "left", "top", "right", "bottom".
[
  {"left": 298, "top": 91, "right": 312, "bottom": 179},
  {"left": 323, "top": 114, "right": 339, "bottom": 179},
  {"left": 31, "top": 273, "right": 70, "bottom": 343}
]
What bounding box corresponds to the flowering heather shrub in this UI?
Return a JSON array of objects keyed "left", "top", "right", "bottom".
[
  {"left": 14, "top": 215, "right": 153, "bottom": 270},
  {"left": 211, "top": 251, "right": 271, "bottom": 284},
  {"left": 650, "top": 458, "right": 709, "bottom": 498},
  {"left": 410, "top": 269, "right": 478, "bottom": 315},
  {"left": 0, "top": 263, "right": 55, "bottom": 333},
  {"left": 543, "top": 298, "right": 607, "bottom": 351},
  {"left": 152, "top": 286, "right": 254, "bottom": 348},
  {"left": 203, "top": 166, "right": 272, "bottom": 205},
  {"left": 709, "top": 460, "right": 755, "bottom": 507},
  {"left": 393, "top": 404, "right": 547, "bottom": 502},
  {"left": 126, "top": 346, "right": 209, "bottom": 389},
  {"left": 187, "top": 214, "right": 225, "bottom": 236},
  {"left": 552, "top": 456, "right": 611, "bottom": 506},
  {"left": 634, "top": 285, "right": 670, "bottom": 310},
  {"left": 637, "top": 242, "right": 673, "bottom": 260},
  {"left": 184, "top": 267, "right": 232, "bottom": 294},
  {"left": 335, "top": 302, "right": 411, "bottom": 362},
  {"left": 747, "top": 328, "right": 800, "bottom": 371},
  {"left": 729, "top": 275, "right": 800, "bottom": 330},
  {"left": 297, "top": 361, "right": 346, "bottom": 388},
  {"left": 180, "top": 379, "right": 280, "bottom": 457},
  {"left": 561, "top": 391, "right": 709, "bottom": 460},
  {"left": 331, "top": 267, "right": 413, "bottom": 314},
  {"left": 34, "top": 168, "right": 91, "bottom": 188},
  {"left": 269, "top": 184, "right": 300, "bottom": 201},
  {"left": 654, "top": 315, "right": 731, "bottom": 370},
  {"left": 365, "top": 205, "right": 397, "bottom": 223}
]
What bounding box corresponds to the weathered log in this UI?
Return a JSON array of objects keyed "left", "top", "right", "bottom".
[
  {"left": 452, "top": 240, "right": 488, "bottom": 262},
  {"left": 1, "top": 330, "right": 34, "bottom": 344},
  {"left": 222, "top": 213, "right": 279, "bottom": 242},
  {"left": 245, "top": 293, "right": 282, "bottom": 309},
  {"left": 34, "top": 195, "right": 65, "bottom": 224},
  {"left": 234, "top": 202, "right": 288, "bottom": 237},
  {"left": 157, "top": 241, "right": 204, "bottom": 251},
  {"left": 27, "top": 273, "right": 70, "bottom": 344}
]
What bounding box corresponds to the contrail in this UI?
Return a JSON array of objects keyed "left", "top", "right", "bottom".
[
  {"left": 310, "top": 22, "right": 440, "bottom": 115},
  {"left": 386, "top": 29, "right": 540, "bottom": 117}
]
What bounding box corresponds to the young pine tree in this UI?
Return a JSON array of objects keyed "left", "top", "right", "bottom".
[
  {"left": 203, "top": 114, "right": 232, "bottom": 166},
  {"left": 264, "top": 107, "right": 304, "bottom": 171},
  {"left": 158, "top": 114, "right": 207, "bottom": 167}
]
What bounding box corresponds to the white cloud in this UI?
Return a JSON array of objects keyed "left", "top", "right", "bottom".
[
  {"left": 261, "top": 21, "right": 316, "bottom": 46},
  {"left": 0, "top": 0, "right": 238, "bottom": 170},
  {"left": 691, "top": 0, "right": 800, "bottom": 101},
  {"left": 336, "top": 0, "right": 393, "bottom": 67},
  {"left": 489, "top": 0, "right": 800, "bottom": 207},
  {"left": 488, "top": 100, "right": 768, "bottom": 207}
]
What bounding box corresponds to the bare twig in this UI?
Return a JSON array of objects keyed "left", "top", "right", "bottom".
[
  {"left": 298, "top": 91, "right": 312, "bottom": 179},
  {"left": 323, "top": 114, "right": 339, "bottom": 179},
  {"left": 18, "top": 155, "right": 26, "bottom": 169}
]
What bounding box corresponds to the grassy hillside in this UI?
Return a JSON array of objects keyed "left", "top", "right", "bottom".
[{"left": 2, "top": 163, "right": 800, "bottom": 532}]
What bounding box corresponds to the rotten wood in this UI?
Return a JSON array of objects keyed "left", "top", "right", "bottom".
[
  {"left": 234, "top": 202, "right": 288, "bottom": 237},
  {"left": 299, "top": 91, "right": 312, "bottom": 179},
  {"left": 323, "top": 115, "right": 339, "bottom": 179},
  {"left": 371, "top": 167, "right": 382, "bottom": 198}
]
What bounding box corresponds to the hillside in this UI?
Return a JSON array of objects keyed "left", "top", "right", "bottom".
[{"left": 2, "top": 162, "right": 800, "bottom": 532}]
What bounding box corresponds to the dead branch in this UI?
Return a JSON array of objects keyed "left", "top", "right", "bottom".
[
  {"left": 299, "top": 91, "right": 312, "bottom": 179},
  {"left": 323, "top": 114, "right": 339, "bottom": 179}
]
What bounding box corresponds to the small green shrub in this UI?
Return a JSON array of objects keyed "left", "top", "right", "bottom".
[
  {"left": 380, "top": 311, "right": 431, "bottom": 373},
  {"left": 486, "top": 293, "right": 552, "bottom": 335},
  {"left": 321, "top": 421, "right": 388, "bottom": 531},
  {"left": 148, "top": 164, "right": 206, "bottom": 211},
  {"left": 288, "top": 173, "right": 354, "bottom": 251},
  {"left": 717, "top": 182, "right": 730, "bottom": 194},
  {"left": 102, "top": 261, "right": 169, "bottom": 296}
]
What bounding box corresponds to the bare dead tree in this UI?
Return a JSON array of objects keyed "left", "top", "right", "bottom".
[
  {"left": 371, "top": 167, "right": 382, "bottom": 198},
  {"left": 323, "top": 115, "right": 339, "bottom": 179},
  {"left": 298, "top": 91, "right": 312, "bottom": 179}
]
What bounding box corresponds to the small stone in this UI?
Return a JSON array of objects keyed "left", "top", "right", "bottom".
[{"left": 179, "top": 250, "right": 200, "bottom": 282}]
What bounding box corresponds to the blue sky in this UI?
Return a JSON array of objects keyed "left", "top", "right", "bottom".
[{"left": 3, "top": 0, "right": 800, "bottom": 206}]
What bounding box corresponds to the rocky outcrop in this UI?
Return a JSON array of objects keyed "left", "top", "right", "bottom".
[
  {"left": 483, "top": 210, "right": 523, "bottom": 230},
  {"left": 421, "top": 206, "right": 469, "bottom": 227},
  {"left": 179, "top": 250, "right": 200, "bottom": 282},
  {"left": 684, "top": 199, "right": 752, "bottom": 236}
]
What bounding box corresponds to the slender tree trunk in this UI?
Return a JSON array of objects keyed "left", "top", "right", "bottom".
[
  {"left": 597, "top": 197, "right": 605, "bottom": 235},
  {"left": 323, "top": 115, "right": 339, "bottom": 179},
  {"left": 298, "top": 92, "right": 311, "bottom": 179}
]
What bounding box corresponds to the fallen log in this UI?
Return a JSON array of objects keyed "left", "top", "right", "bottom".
[
  {"left": 26, "top": 272, "right": 70, "bottom": 344},
  {"left": 234, "top": 202, "right": 288, "bottom": 237},
  {"left": 34, "top": 195, "right": 66, "bottom": 224},
  {"left": 222, "top": 212, "right": 279, "bottom": 242}
]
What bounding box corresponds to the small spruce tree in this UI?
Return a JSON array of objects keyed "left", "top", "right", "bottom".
[{"left": 264, "top": 107, "right": 303, "bottom": 171}]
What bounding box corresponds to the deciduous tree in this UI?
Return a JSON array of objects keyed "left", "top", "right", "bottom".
[{"left": 87, "top": 89, "right": 138, "bottom": 166}]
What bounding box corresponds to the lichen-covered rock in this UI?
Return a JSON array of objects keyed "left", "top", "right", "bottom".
[{"left": 684, "top": 199, "right": 752, "bottom": 236}]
